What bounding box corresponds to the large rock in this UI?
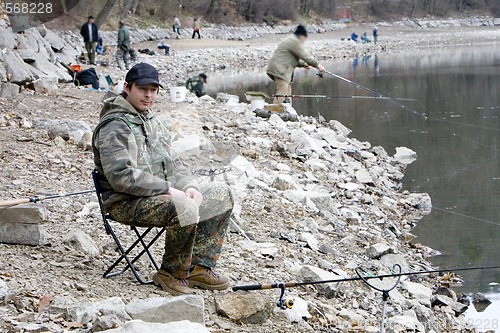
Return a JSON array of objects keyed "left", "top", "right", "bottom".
[
  {"left": 387, "top": 310, "right": 424, "bottom": 332},
  {"left": 0, "top": 222, "right": 51, "bottom": 246},
  {"left": 366, "top": 243, "right": 395, "bottom": 259},
  {"left": 283, "top": 190, "right": 334, "bottom": 212},
  {"left": 214, "top": 292, "right": 272, "bottom": 324},
  {"left": 393, "top": 147, "right": 417, "bottom": 165},
  {"left": 0, "top": 204, "right": 47, "bottom": 224},
  {"left": 0, "top": 82, "right": 20, "bottom": 99},
  {"left": 432, "top": 295, "right": 468, "bottom": 315},
  {"left": 298, "top": 265, "right": 347, "bottom": 298},
  {"left": 63, "top": 229, "right": 100, "bottom": 256},
  {"left": 290, "top": 129, "right": 328, "bottom": 157},
  {"left": 0, "top": 27, "right": 17, "bottom": 49},
  {"left": 125, "top": 295, "right": 205, "bottom": 324},
  {"left": 402, "top": 281, "right": 432, "bottom": 307},
  {"left": 494, "top": 18, "right": 500, "bottom": 26},
  {"left": 75, "top": 297, "right": 131, "bottom": 324},
  {"left": 102, "top": 320, "right": 209, "bottom": 333},
  {"left": 33, "top": 76, "right": 58, "bottom": 93},
  {"left": 0, "top": 49, "right": 34, "bottom": 84}
]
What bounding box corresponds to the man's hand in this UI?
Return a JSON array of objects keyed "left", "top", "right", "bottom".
[
  {"left": 317, "top": 64, "right": 326, "bottom": 73},
  {"left": 167, "top": 187, "right": 187, "bottom": 199},
  {"left": 303, "top": 64, "right": 312, "bottom": 70},
  {"left": 185, "top": 188, "right": 203, "bottom": 207}
]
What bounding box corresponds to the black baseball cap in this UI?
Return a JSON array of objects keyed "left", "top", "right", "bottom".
[
  {"left": 294, "top": 25, "right": 308, "bottom": 38},
  {"left": 125, "top": 63, "right": 163, "bottom": 88}
]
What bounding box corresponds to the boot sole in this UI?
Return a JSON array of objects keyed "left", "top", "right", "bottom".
[
  {"left": 153, "top": 274, "right": 192, "bottom": 296},
  {"left": 187, "top": 279, "right": 230, "bottom": 290}
]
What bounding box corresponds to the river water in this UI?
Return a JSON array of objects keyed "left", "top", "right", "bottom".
[{"left": 207, "top": 44, "right": 500, "bottom": 328}]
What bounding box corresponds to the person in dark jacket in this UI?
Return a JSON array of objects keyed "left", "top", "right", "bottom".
[{"left": 80, "top": 16, "right": 99, "bottom": 65}]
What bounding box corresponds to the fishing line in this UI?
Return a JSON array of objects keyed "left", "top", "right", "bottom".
[{"left": 431, "top": 206, "right": 500, "bottom": 228}]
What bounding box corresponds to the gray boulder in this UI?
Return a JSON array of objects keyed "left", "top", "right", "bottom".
[
  {"left": 102, "top": 320, "right": 209, "bottom": 333},
  {"left": 125, "top": 295, "right": 205, "bottom": 324}
]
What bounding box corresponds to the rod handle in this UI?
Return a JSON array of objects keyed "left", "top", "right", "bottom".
[
  {"left": 232, "top": 284, "right": 263, "bottom": 291},
  {"left": 0, "top": 198, "right": 31, "bottom": 207}
]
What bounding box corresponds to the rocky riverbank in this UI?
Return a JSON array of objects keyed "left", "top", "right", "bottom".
[
  {"left": 0, "top": 75, "right": 481, "bottom": 333},
  {"left": 1, "top": 16, "right": 498, "bottom": 333}
]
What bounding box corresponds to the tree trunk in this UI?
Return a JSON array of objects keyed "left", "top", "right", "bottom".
[
  {"left": 121, "top": 0, "right": 135, "bottom": 17},
  {"left": 95, "top": 0, "right": 118, "bottom": 28}
]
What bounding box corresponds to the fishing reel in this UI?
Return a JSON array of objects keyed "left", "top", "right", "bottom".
[
  {"left": 316, "top": 72, "right": 325, "bottom": 79},
  {"left": 276, "top": 284, "right": 294, "bottom": 310}
]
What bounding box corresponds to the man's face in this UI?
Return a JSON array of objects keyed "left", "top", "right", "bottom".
[
  {"left": 298, "top": 35, "right": 307, "bottom": 43},
  {"left": 89, "top": 18, "right": 95, "bottom": 24},
  {"left": 124, "top": 83, "right": 159, "bottom": 112}
]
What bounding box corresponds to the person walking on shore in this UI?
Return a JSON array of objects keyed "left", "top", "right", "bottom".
[
  {"left": 173, "top": 16, "right": 181, "bottom": 39},
  {"left": 80, "top": 16, "right": 99, "bottom": 65},
  {"left": 266, "top": 25, "right": 325, "bottom": 104},
  {"left": 93, "top": 63, "right": 234, "bottom": 296},
  {"left": 116, "top": 21, "right": 131, "bottom": 70},
  {"left": 192, "top": 18, "right": 201, "bottom": 39},
  {"left": 373, "top": 27, "right": 379, "bottom": 44}
]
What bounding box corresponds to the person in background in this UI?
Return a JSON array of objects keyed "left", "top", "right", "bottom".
[
  {"left": 351, "top": 31, "right": 358, "bottom": 42},
  {"left": 116, "top": 21, "right": 131, "bottom": 70},
  {"left": 373, "top": 26, "right": 379, "bottom": 44},
  {"left": 80, "top": 16, "right": 99, "bottom": 65},
  {"left": 192, "top": 18, "right": 201, "bottom": 39},
  {"left": 186, "top": 73, "right": 207, "bottom": 97},
  {"left": 173, "top": 16, "right": 181, "bottom": 39},
  {"left": 157, "top": 39, "right": 170, "bottom": 55},
  {"left": 266, "top": 25, "right": 325, "bottom": 104},
  {"left": 96, "top": 34, "right": 104, "bottom": 54},
  {"left": 361, "top": 32, "right": 371, "bottom": 43}
]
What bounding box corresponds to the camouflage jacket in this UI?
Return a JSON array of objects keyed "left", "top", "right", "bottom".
[{"left": 92, "top": 95, "right": 199, "bottom": 209}]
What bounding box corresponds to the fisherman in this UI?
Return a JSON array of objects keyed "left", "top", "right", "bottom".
[
  {"left": 186, "top": 73, "right": 207, "bottom": 97},
  {"left": 173, "top": 15, "right": 181, "bottom": 38},
  {"left": 373, "top": 26, "right": 379, "bottom": 44},
  {"left": 116, "top": 21, "right": 131, "bottom": 70},
  {"left": 80, "top": 16, "right": 99, "bottom": 65},
  {"left": 266, "top": 25, "right": 325, "bottom": 104},
  {"left": 92, "top": 63, "right": 233, "bottom": 295},
  {"left": 192, "top": 18, "right": 201, "bottom": 39}
]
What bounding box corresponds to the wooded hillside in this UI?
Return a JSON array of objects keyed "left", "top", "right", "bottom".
[{"left": 77, "top": 0, "right": 499, "bottom": 28}]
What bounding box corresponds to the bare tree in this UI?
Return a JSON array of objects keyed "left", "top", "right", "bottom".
[{"left": 95, "top": 0, "right": 118, "bottom": 27}]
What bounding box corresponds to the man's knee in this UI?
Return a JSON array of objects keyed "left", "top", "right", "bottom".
[{"left": 200, "top": 182, "right": 234, "bottom": 211}]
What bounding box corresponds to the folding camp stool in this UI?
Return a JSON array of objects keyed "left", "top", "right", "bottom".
[{"left": 92, "top": 169, "right": 166, "bottom": 284}]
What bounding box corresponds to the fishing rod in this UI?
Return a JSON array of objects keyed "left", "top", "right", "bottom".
[
  {"left": 273, "top": 94, "right": 417, "bottom": 102},
  {"left": 234, "top": 264, "right": 500, "bottom": 331},
  {"left": 233, "top": 264, "right": 500, "bottom": 292},
  {"left": 0, "top": 190, "right": 94, "bottom": 207},
  {"left": 318, "top": 70, "right": 428, "bottom": 119}
]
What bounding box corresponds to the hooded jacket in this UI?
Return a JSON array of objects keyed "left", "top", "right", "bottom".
[
  {"left": 92, "top": 95, "right": 198, "bottom": 209},
  {"left": 266, "top": 34, "right": 319, "bottom": 83}
]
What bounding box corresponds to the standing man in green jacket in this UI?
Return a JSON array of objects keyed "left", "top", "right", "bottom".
[
  {"left": 267, "top": 25, "right": 325, "bottom": 104},
  {"left": 92, "top": 63, "right": 234, "bottom": 295},
  {"left": 116, "top": 21, "right": 131, "bottom": 70}
]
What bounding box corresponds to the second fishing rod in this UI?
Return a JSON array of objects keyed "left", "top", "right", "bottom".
[{"left": 302, "top": 70, "right": 429, "bottom": 119}]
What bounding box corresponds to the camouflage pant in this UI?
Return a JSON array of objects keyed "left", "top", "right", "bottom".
[{"left": 108, "top": 182, "right": 233, "bottom": 279}]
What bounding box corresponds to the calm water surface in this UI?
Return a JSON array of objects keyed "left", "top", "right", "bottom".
[{"left": 207, "top": 45, "right": 500, "bottom": 328}]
